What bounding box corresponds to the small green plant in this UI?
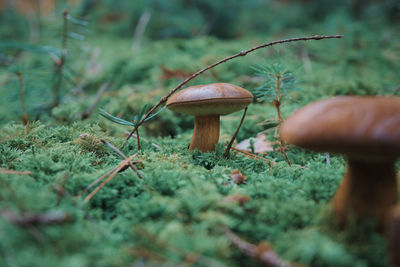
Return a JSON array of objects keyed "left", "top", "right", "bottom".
[
  {"left": 99, "top": 105, "right": 166, "bottom": 150},
  {"left": 253, "top": 62, "right": 298, "bottom": 166}
]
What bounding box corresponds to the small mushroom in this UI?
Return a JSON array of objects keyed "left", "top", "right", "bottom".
[
  {"left": 166, "top": 83, "right": 253, "bottom": 152},
  {"left": 280, "top": 96, "right": 400, "bottom": 225}
]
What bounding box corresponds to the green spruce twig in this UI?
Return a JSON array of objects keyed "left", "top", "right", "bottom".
[
  {"left": 99, "top": 105, "right": 166, "bottom": 149},
  {"left": 122, "top": 34, "right": 344, "bottom": 148},
  {"left": 253, "top": 63, "right": 296, "bottom": 166}
]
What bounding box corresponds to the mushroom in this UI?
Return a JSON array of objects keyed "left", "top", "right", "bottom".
[
  {"left": 280, "top": 96, "right": 400, "bottom": 225},
  {"left": 166, "top": 83, "right": 253, "bottom": 152}
]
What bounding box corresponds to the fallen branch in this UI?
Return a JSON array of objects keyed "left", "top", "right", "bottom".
[
  {"left": 0, "top": 169, "right": 32, "bottom": 175},
  {"left": 1, "top": 209, "right": 72, "bottom": 226},
  {"left": 122, "top": 35, "right": 344, "bottom": 148},
  {"left": 224, "top": 228, "right": 296, "bottom": 267},
  {"left": 83, "top": 154, "right": 138, "bottom": 203}
]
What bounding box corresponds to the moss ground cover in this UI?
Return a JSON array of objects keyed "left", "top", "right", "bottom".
[{"left": 0, "top": 2, "right": 399, "bottom": 266}]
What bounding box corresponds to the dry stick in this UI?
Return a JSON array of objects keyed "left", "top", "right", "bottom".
[
  {"left": 84, "top": 154, "right": 137, "bottom": 203},
  {"left": 231, "top": 147, "right": 273, "bottom": 168},
  {"left": 224, "top": 228, "right": 292, "bottom": 267},
  {"left": 122, "top": 35, "right": 344, "bottom": 148},
  {"left": 0, "top": 169, "right": 32, "bottom": 175},
  {"left": 224, "top": 107, "right": 248, "bottom": 158},
  {"left": 16, "top": 72, "right": 28, "bottom": 125},
  {"left": 100, "top": 138, "right": 142, "bottom": 178},
  {"left": 76, "top": 153, "right": 139, "bottom": 199},
  {"left": 81, "top": 82, "right": 110, "bottom": 120}
]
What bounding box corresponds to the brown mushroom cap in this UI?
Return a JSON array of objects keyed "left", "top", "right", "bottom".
[
  {"left": 166, "top": 83, "right": 253, "bottom": 116},
  {"left": 280, "top": 96, "right": 400, "bottom": 160}
]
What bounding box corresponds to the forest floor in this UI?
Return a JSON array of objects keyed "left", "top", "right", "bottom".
[{"left": 0, "top": 15, "right": 399, "bottom": 266}]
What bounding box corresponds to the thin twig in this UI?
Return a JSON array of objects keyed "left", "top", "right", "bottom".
[
  {"left": 83, "top": 154, "right": 138, "bottom": 203},
  {"left": 100, "top": 138, "right": 142, "bottom": 178},
  {"left": 75, "top": 167, "right": 116, "bottom": 199},
  {"left": 224, "top": 107, "right": 248, "bottom": 158},
  {"left": 231, "top": 147, "right": 272, "bottom": 165},
  {"left": 125, "top": 132, "right": 161, "bottom": 149},
  {"left": 51, "top": 10, "right": 68, "bottom": 107},
  {"left": 132, "top": 10, "right": 152, "bottom": 51},
  {"left": 1, "top": 209, "right": 72, "bottom": 226},
  {"left": 122, "top": 35, "right": 344, "bottom": 148},
  {"left": 76, "top": 153, "right": 139, "bottom": 199},
  {"left": 132, "top": 120, "right": 142, "bottom": 150},
  {"left": 224, "top": 228, "right": 293, "bottom": 267},
  {"left": 16, "top": 71, "right": 28, "bottom": 125},
  {"left": 273, "top": 73, "right": 291, "bottom": 166},
  {"left": 81, "top": 82, "right": 110, "bottom": 120}
]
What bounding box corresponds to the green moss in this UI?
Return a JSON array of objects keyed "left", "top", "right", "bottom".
[{"left": 0, "top": 3, "right": 399, "bottom": 266}]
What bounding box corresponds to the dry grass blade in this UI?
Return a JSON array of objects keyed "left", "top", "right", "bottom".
[
  {"left": 100, "top": 138, "right": 142, "bottom": 178},
  {"left": 0, "top": 169, "right": 32, "bottom": 175},
  {"left": 83, "top": 154, "right": 137, "bottom": 203},
  {"left": 231, "top": 147, "right": 272, "bottom": 164},
  {"left": 75, "top": 167, "right": 116, "bottom": 199}
]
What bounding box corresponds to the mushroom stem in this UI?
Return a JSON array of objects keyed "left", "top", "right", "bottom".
[
  {"left": 190, "top": 115, "right": 220, "bottom": 152},
  {"left": 333, "top": 159, "right": 398, "bottom": 225}
]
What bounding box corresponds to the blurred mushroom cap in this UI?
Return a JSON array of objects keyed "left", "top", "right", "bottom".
[
  {"left": 166, "top": 83, "right": 253, "bottom": 116},
  {"left": 280, "top": 96, "right": 400, "bottom": 160}
]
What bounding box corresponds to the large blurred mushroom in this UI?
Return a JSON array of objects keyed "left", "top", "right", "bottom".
[
  {"left": 166, "top": 83, "right": 253, "bottom": 152},
  {"left": 280, "top": 96, "right": 400, "bottom": 225}
]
